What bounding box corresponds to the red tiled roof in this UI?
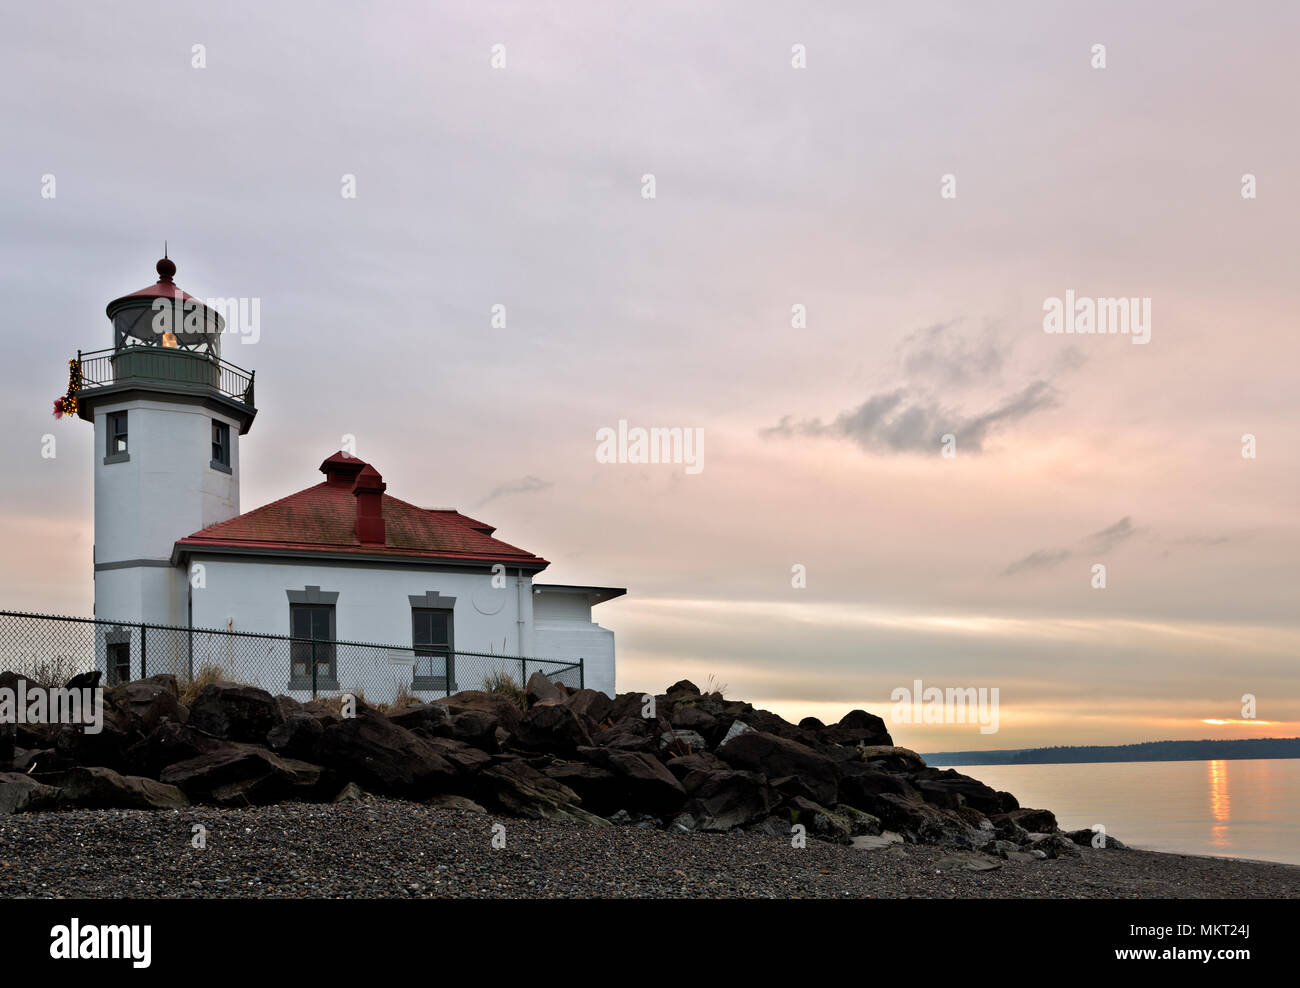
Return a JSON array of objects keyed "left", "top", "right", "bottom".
[{"left": 173, "top": 454, "right": 548, "bottom": 568}]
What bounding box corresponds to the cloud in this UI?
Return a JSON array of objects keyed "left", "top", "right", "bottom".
[
  {"left": 764, "top": 380, "right": 1058, "bottom": 454},
  {"left": 1003, "top": 548, "right": 1073, "bottom": 576},
  {"left": 900, "top": 320, "right": 1008, "bottom": 388},
  {"left": 1083, "top": 516, "right": 1137, "bottom": 553},
  {"left": 476, "top": 475, "right": 553, "bottom": 507},
  {"left": 1003, "top": 516, "right": 1137, "bottom": 576}
]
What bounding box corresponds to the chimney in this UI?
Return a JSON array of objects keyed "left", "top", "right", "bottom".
[
  {"left": 320, "top": 450, "right": 366, "bottom": 487},
  {"left": 353, "top": 464, "right": 387, "bottom": 544}
]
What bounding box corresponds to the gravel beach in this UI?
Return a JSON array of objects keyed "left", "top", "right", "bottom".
[{"left": 1, "top": 799, "right": 1294, "bottom": 899}]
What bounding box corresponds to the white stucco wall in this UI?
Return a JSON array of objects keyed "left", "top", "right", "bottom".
[
  {"left": 185, "top": 556, "right": 559, "bottom": 701},
  {"left": 93, "top": 396, "right": 241, "bottom": 627},
  {"left": 533, "top": 592, "right": 617, "bottom": 696}
]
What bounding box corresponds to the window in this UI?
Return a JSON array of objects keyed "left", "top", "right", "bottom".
[
  {"left": 105, "top": 411, "right": 128, "bottom": 462},
  {"left": 106, "top": 642, "right": 131, "bottom": 686},
  {"left": 211, "top": 419, "right": 231, "bottom": 472},
  {"left": 412, "top": 607, "right": 455, "bottom": 690},
  {"left": 289, "top": 603, "right": 337, "bottom": 689}
]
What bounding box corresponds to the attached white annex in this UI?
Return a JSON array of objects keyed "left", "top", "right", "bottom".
[{"left": 72, "top": 257, "right": 624, "bottom": 699}]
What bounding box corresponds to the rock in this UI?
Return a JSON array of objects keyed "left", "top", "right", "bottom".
[
  {"left": 718, "top": 719, "right": 752, "bottom": 747},
  {"left": 669, "top": 812, "right": 696, "bottom": 833},
  {"left": 669, "top": 704, "right": 718, "bottom": 737},
  {"left": 476, "top": 760, "right": 609, "bottom": 826},
  {"left": 541, "top": 761, "right": 621, "bottom": 816},
  {"left": 50, "top": 765, "right": 189, "bottom": 810},
  {"left": 384, "top": 702, "right": 452, "bottom": 738},
  {"left": 798, "top": 716, "right": 826, "bottom": 731},
  {"left": 659, "top": 729, "right": 708, "bottom": 755},
  {"left": 590, "top": 721, "right": 657, "bottom": 754},
  {"left": 578, "top": 747, "right": 686, "bottom": 814},
  {"left": 0, "top": 771, "right": 60, "bottom": 814},
  {"left": 1063, "top": 827, "right": 1127, "bottom": 849},
  {"left": 266, "top": 713, "right": 325, "bottom": 761},
  {"left": 186, "top": 682, "right": 283, "bottom": 744},
  {"left": 608, "top": 809, "right": 634, "bottom": 825},
  {"left": 991, "top": 807, "right": 1058, "bottom": 833},
  {"left": 122, "top": 721, "right": 219, "bottom": 778},
  {"left": 861, "top": 792, "right": 974, "bottom": 846},
  {"left": 11, "top": 747, "right": 67, "bottom": 775},
  {"left": 666, "top": 679, "right": 700, "bottom": 697},
  {"left": 316, "top": 706, "right": 458, "bottom": 798},
  {"left": 448, "top": 710, "right": 501, "bottom": 752},
  {"left": 851, "top": 831, "right": 904, "bottom": 851},
  {"left": 512, "top": 704, "right": 592, "bottom": 755},
  {"left": 333, "top": 782, "right": 367, "bottom": 803},
  {"left": 564, "top": 689, "right": 613, "bottom": 724},
  {"left": 109, "top": 680, "right": 186, "bottom": 737},
  {"left": 51, "top": 698, "right": 135, "bottom": 771},
  {"left": 717, "top": 730, "right": 838, "bottom": 805},
  {"left": 833, "top": 803, "right": 883, "bottom": 836},
  {"left": 1028, "top": 833, "right": 1082, "bottom": 859},
  {"left": 665, "top": 751, "right": 728, "bottom": 781},
  {"left": 433, "top": 691, "right": 523, "bottom": 733},
  {"left": 424, "top": 793, "right": 487, "bottom": 813},
  {"left": 935, "top": 851, "right": 1001, "bottom": 872},
  {"left": 823, "top": 709, "right": 893, "bottom": 746},
  {"left": 856, "top": 744, "right": 927, "bottom": 773},
  {"left": 836, "top": 764, "right": 919, "bottom": 807},
  {"left": 682, "top": 768, "right": 773, "bottom": 830},
  {"left": 65, "top": 670, "right": 103, "bottom": 691},
  {"left": 910, "top": 768, "right": 1004, "bottom": 814},
  {"left": 525, "top": 670, "right": 567, "bottom": 707},
  {"left": 786, "top": 795, "right": 854, "bottom": 844},
  {"left": 425, "top": 737, "right": 493, "bottom": 777},
  {"left": 160, "top": 743, "right": 323, "bottom": 804},
  {"left": 988, "top": 839, "right": 1022, "bottom": 857}
]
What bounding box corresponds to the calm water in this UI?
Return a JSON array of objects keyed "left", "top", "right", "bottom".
[{"left": 946, "top": 759, "right": 1300, "bottom": 866}]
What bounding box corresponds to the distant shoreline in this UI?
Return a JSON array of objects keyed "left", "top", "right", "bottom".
[{"left": 923, "top": 737, "right": 1300, "bottom": 767}]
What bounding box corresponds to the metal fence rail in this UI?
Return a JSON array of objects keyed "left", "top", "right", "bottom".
[{"left": 0, "top": 610, "right": 582, "bottom": 702}]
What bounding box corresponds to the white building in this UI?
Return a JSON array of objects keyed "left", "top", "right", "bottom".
[{"left": 74, "top": 257, "right": 623, "bottom": 699}]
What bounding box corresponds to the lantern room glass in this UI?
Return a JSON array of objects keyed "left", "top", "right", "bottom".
[{"left": 113, "top": 298, "right": 223, "bottom": 359}]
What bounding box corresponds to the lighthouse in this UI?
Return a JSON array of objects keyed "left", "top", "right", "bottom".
[{"left": 73, "top": 256, "right": 257, "bottom": 630}]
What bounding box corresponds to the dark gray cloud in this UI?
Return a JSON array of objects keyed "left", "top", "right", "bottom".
[
  {"left": 1083, "top": 516, "right": 1137, "bottom": 554},
  {"left": 476, "top": 475, "right": 552, "bottom": 507},
  {"left": 900, "top": 320, "right": 1008, "bottom": 388},
  {"left": 764, "top": 380, "right": 1058, "bottom": 455},
  {"left": 1004, "top": 516, "right": 1138, "bottom": 576},
  {"left": 1003, "top": 548, "right": 1073, "bottom": 576}
]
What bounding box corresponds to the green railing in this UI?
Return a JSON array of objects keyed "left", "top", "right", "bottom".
[{"left": 75, "top": 346, "right": 255, "bottom": 408}]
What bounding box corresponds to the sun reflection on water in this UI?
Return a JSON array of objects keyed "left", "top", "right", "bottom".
[{"left": 1207, "top": 759, "right": 1231, "bottom": 849}]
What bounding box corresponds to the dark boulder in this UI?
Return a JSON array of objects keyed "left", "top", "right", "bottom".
[
  {"left": 160, "top": 742, "right": 323, "bottom": 805},
  {"left": 316, "top": 706, "right": 457, "bottom": 797},
  {"left": 682, "top": 768, "right": 772, "bottom": 831},
  {"left": 991, "top": 807, "right": 1058, "bottom": 833},
  {"left": 525, "top": 670, "right": 567, "bottom": 707},
  {"left": 0, "top": 771, "right": 60, "bottom": 814},
  {"left": 511, "top": 703, "right": 593, "bottom": 755},
  {"left": 448, "top": 710, "right": 501, "bottom": 753},
  {"left": 475, "top": 760, "right": 608, "bottom": 826},
  {"left": 123, "top": 721, "right": 219, "bottom": 778},
  {"left": 425, "top": 737, "right": 493, "bottom": 777},
  {"left": 666, "top": 679, "right": 700, "bottom": 697},
  {"left": 266, "top": 713, "right": 325, "bottom": 762},
  {"left": 564, "top": 689, "right": 613, "bottom": 724},
  {"left": 433, "top": 691, "right": 522, "bottom": 733},
  {"left": 910, "top": 768, "right": 1004, "bottom": 814},
  {"left": 385, "top": 702, "right": 452, "bottom": 738},
  {"left": 664, "top": 751, "right": 728, "bottom": 781},
  {"left": 187, "top": 682, "right": 283, "bottom": 744},
  {"left": 109, "top": 679, "right": 187, "bottom": 735},
  {"left": 576, "top": 747, "right": 686, "bottom": 814},
  {"left": 717, "top": 730, "right": 838, "bottom": 805},
  {"left": 51, "top": 765, "right": 189, "bottom": 810},
  {"left": 542, "top": 761, "right": 622, "bottom": 815}
]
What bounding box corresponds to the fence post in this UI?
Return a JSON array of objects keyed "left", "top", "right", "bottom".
[
  {"left": 311, "top": 639, "right": 318, "bottom": 700},
  {"left": 139, "top": 623, "right": 147, "bottom": 679},
  {"left": 521, "top": 657, "right": 527, "bottom": 689},
  {"left": 579, "top": 657, "right": 584, "bottom": 690}
]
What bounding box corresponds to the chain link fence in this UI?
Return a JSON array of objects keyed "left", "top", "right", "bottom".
[{"left": 0, "top": 610, "right": 583, "bottom": 704}]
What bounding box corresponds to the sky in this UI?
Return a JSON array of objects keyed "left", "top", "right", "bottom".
[{"left": 1, "top": 1, "right": 1296, "bottom": 752}]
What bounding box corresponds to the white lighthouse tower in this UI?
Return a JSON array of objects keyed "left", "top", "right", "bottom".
[{"left": 75, "top": 256, "right": 257, "bottom": 640}]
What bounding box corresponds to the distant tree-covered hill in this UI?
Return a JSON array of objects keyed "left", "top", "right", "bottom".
[{"left": 923, "top": 737, "right": 1300, "bottom": 766}]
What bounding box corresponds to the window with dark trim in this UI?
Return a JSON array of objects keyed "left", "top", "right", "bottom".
[
  {"left": 106, "top": 642, "right": 131, "bottom": 686},
  {"left": 211, "top": 419, "right": 230, "bottom": 471},
  {"left": 289, "top": 603, "right": 337, "bottom": 690},
  {"left": 412, "top": 606, "right": 454, "bottom": 690},
  {"left": 106, "top": 411, "right": 128, "bottom": 460}
]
